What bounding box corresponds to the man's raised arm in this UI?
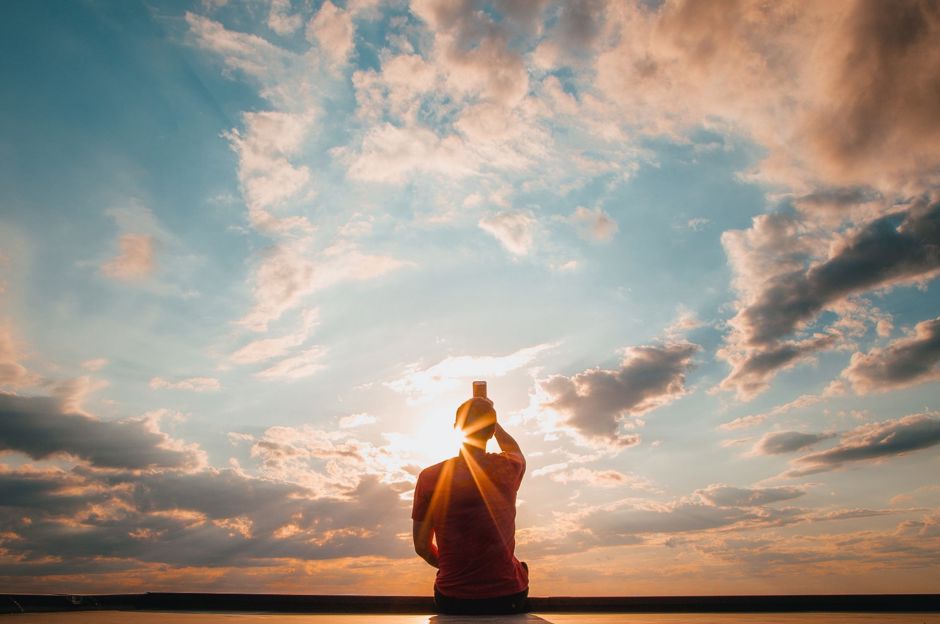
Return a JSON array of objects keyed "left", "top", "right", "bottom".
[{"left": 494, "top": 422, "right": 523, "bottom": 459}]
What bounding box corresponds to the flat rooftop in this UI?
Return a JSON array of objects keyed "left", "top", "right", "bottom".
[{"left": 3, "top": 593, "right": 939, "bottom": 621}]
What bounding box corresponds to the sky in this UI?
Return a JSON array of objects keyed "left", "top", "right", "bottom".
[{"left": 1, "top": 0, "right": 939, "bottom": 596}]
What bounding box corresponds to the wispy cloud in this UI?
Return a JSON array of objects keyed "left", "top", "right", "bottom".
[
  {"left": 565, "top": 206, "right": 618, "bottom": 243},
  {"left": 387, "top": 343, "right": 553, "bottom": 402},
  {"left": 149, "top": 377, "right": 221, "bottom": 392},
  {"left": 256, "top": 346, "right": 328, "bottom": 381},
  {"left": 101, "top": 233, "right": 155, "bottom": 281},
  {"left": 231, "top": 308, "right": 319, "bottom": 365}
]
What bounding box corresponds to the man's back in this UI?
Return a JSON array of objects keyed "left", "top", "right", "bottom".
[{"left": 412, "top": 449, "right": 528, "bottom": 599}]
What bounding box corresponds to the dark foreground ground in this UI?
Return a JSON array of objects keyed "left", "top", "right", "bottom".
[{"left": 2, "top": 593, "right": 938, "bottom": 617}]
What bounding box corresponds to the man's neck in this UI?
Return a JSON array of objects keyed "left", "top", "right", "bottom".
[{"left": 461, "top": 442, "right": 486, "bottom": 458}]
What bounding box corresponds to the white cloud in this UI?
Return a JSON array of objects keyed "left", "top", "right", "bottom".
[
  {"left": 387, "top": 343, "right": 554, "bottom": 403},
  {"left": 345, "top": 123, "right": 478, "bottom": 183},
  {"left": 231, "top": 308, "right": 319, "bottom": 365},
  {"left": 306, "top": 1, "right": 354, "bottom": 68},
  {"left": 186, "top": 12, "right": 292, "bottom": 82},
  {"left": 268, "top": 0, "right": 303, "bottom": 35},
  {"left": 479, "top": 211, "right": 537, "bottom": 256}
]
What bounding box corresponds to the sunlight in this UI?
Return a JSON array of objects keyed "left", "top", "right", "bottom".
[{"left": 386, "top": 396, "right": 469, "bottom": 466}]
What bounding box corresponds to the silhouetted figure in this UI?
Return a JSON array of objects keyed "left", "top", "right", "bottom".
[{"left": 412, "top": 393, "right": 529, "bottom": 615}]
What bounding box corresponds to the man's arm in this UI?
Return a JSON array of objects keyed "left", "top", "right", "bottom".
[
  {"left": 494, "top": 422, "right": 523, "bottom": 459},
  {"left": 412, "top": 519, "right": 439, "bottom": 568}
]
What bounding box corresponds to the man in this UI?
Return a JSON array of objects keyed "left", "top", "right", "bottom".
[{"left": 411, "top": 396, "right": 529, "bottom": 614}]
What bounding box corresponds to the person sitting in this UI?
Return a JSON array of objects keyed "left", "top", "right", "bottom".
[{"left": 411, "top": 396, "right": 529, "bottom": 615}]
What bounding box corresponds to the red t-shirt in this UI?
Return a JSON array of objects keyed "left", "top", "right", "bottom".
[{"left": 412, "top": 450, "right": 528, "bottom": 599}]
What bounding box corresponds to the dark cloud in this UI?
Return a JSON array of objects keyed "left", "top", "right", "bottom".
[
  {"left": 521, "top": 483, "right": 808, "bottom": 557},
  {"left": 0, "top": 393, "right": 203, "bottom": 470},
  {"left": 732, "top": 198, "right": 940, "bottom": 348},
  {"left": 557, "top": 0, "right": 606, "bottom": 49},
  {"left": 540, "top": 342, "right": 698, "bottom": 445},
  {"left": 696, "top": 484, "right": 806, "bottom": 507},
  {"left": 754, "top": 431, "right": 835, "bottom": 455},
  {"left": 804, "top": 0, "right": 940, "bottom": 185},
  {"left": 412, "top": 0, "right": 531, "bottom": 105},
  {"left": 794, "top": 187, "right": 883, "bottom": 217},
  {"left": 581, "top": 488, "right": 805, "bottom": 541},
  {"left": 843, "top": 316, "right": 940, "bottom": 393},
  {"left": 0, "top": 464, "right": 412, "bottom": 575},
  {"left": 788, "top": 414, "right": 940, "bottom": 476},
  {"left": 719, "top": 334, "right": 836, "bottom": 399},
  {"left": 0, "top": 467, "right": 109, "bottom": 517}
]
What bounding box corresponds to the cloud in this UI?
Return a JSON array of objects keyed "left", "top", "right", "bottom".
[
  {"left": 594, "top": 1, "right": 940, "bottom": 189},
  {"left": 0, "top": 393, "right": 204, "bottom": 470},
  {"left": 411, "top": 0, "right": 531, "bottom": 106},
  {"left": 225, "top": 110, "right": 315, "bottom": 234},
  {"left": 0, "top": 465, "right": 412, "bottom": 576},
  {"left": 719, "top": 380, "right": 846, "bottom": 430},
  {"left": 247, "top": 423, "right": 411, "bottom": 494},
  {"left": 338, "top": 413, "right": 377, "bottom": 429},
  {"left": 345, "top": 123, "right": 478, "bottom": 183},
  {"left": 843, "top": 316, "right": 940, "bottom": 393},
  {"left": 0, "top": 323, "right": 39, "bottom": 390},
  {"left": 718, "top": 334, "right": 837, "bottom": 400},
  {"left": 546, "top": 467, "right": 650, "bottom": 490},
  {"left": 576, "top": 484, "right": 806, "bottom": 544},
  {"left": 566, "top": 206, "right": 618, "bottom": 242},
  {"left": 797, "top": 0, "right": 940, "bottom": 187},
  {"left": 753, "top": 431, "right": 835, "bottom": 455},
  {"left": 231, "top": 308, "right": 319, "bottom": 364},
  {"left": 540, "top": 342, "right": 698, "bottom": 445},
  {"left": 787, "top": 413, "right": 940, "bottom": 477},
  {"left": 101, "top": 234, "right": 155, "bottom": 281},
  {"left": 696, "top": 484, "right": 807, "bottom": 507},
  {"left": 149, "top": 377, "right": 222, "bottom": 392},
  {"left": 238, "top": 243, "right": 316, "bottom": 332},
  {"left": 306, "top": 1, "right": 354, "bottom": 68},
  {"left": 186, "top": 12, "right": 292, "bottom": 82},
  {"left": 241, "top": 239, "right": 410, "bottom": 332},
  {"left": 386, "top": 343, "right": 552, "bottom": 402},
  {"left": 729, "top": 199, "right": 940, "bottom": 349},
  {"left": 479, "top": 211, "right": 537, "bottom": 256},
  {"left": 256, "top": 346, "right": 327, "bottom": 381},
  {"left": 268, "top": 0, "right": 302, "bottom": 35},
  {"left": 80, "top": 358, "right": 109, "bottom": 372}
]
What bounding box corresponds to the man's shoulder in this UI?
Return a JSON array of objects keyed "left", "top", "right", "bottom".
[
  {"left": 417, "top": 457, "right": 456, "bottom": 482},
  {"left": 488, "top": 450, "right": 524, "bottom": 464}
]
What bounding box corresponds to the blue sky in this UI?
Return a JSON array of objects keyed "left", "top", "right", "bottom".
[{"left": 1, "top": 0, "right": 939, "bottom": 595}]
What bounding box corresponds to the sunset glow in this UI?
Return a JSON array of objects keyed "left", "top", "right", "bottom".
[{"left": 1, "top": 0, "right": 940, "bottom": 598}]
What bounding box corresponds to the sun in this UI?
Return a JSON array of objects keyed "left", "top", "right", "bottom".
[{"left": 406, "top": 401, "right": 469, "bottom": 464}]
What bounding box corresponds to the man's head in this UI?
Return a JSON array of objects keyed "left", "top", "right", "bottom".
[{"left": 455, "top": 397, "right": 496, "bottom": 448}]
